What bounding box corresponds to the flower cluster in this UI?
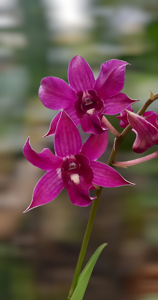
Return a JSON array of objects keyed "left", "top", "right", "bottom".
[{"left": 23, "top": 55, "right": 158, "bottom": 212}]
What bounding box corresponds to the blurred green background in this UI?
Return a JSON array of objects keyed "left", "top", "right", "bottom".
[{"left": 0, "top": 0, "right": 158, "bottom": 299}]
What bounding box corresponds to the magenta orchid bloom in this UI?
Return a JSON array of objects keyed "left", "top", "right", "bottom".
[
  {"left": 126, "top": 110, "right": 158, "bottom": 153},
  {"left": 23, "top": 111, "right": 132, "bottom": 212},
  {"left": 39, "top": 56, "right": 138, "bottom": 135}
]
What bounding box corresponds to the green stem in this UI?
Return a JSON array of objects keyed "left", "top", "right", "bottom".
[
  {"left": 67, "top": 188, "right": 102, "bottom": 300},
  {"left": 102, "top": 116, "right": 120, "bottom": 138}
]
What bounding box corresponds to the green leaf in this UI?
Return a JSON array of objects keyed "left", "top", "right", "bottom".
[{"left": 71, "top": 243, "right": 107, "bottom": 300}]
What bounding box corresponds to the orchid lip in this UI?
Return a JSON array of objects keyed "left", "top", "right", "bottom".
[
  {"left": 68, "top": 161, "right": 78, "bottom": 170},
  {"left": 87, "top": 108, "right": 95, "bottom": 115},
  {"left": 81, "top": 93, "right": 95, "bottom": 112},
  {"left": 84, "top": 97, "right": 93, "bottom": 106},
  {"left": 76, "top": 89, "right": 104, "bottom": 118},
  {"left": 70, "top": 173, "right": 80, "bottom": 184},
  {"left": 61, "top": 157, "right": 79, "bottom": 173}
]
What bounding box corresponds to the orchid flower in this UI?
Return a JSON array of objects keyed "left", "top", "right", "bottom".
[
  {"left": 126, "top": 110, "right": 158, "bottom": 153},
  {"left": 39, "top": 56, "right": 138, "bottom": 135},
  {"left": 23, "top": 111, "right": 132, "bottom": 212}
]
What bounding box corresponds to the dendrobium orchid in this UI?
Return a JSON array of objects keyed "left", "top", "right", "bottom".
[
  {"left": 126, "top": 110, "right": 158, "bottom": 153},
  {"left": 23, "top": 111, "right": 132, "bottom": 212},
  {"left": 39, "top": 55, "right": 138, "bottom": 135}
]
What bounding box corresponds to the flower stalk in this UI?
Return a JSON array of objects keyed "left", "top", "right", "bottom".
[
  {"left": 113, "top": 150, "right": 158, "bottom": 168},
  {"left": 102, "top": 116, "right": 120, "bottom": 138},
  {"left": 67, "top": 187, "right": 102, "bottom": 300}
]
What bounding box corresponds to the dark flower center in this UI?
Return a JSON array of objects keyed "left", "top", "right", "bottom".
[
  {"left": 61, "top": 154, "right": 94, "bottom": 189},
  {"left": 61, "top": 157, "right": 79, "bottom": 173},
  {"left": 68, "top": 161, "right": 78, "bottom": 170},
  {"left": 75, "top": 90, "right": 104, "bottom": 118},
  {"left": 61, "top": 156, "right": 81, "bottom": 187},
  {"left": 84, "top": 97, "right": 93, "bottom": 106}
]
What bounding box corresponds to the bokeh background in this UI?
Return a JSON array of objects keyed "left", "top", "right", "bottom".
[{"left": 0, "top": 0, "right": 158, "bottom": 299}]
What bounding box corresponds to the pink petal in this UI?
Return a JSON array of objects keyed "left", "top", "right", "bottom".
[
  {"left": 80, "top": 113, "right": 105, "bottom": 135},
  {"left": 65, "top": 106, "right": 80, "bottom": 126},
  {"left": 127, "top": 111, "right": 158, "bottom": 153},
  {"left": 44, "top": 108, "right": 80, "bottom": 138},
  {"left": 94, "top": 59, "right": 129, "bottom": 98},
  {"left": 90, "top": 161, "right": 132, "bottom": 187},
  {"left": 23, "top": 138, "right": 62, "bottom": 171},
  {"left": 68, "top": 55, "right": 95, "bottom": 92},
  {"left": 90, "top": 185, "right": 96, "bottom": 190},
  {"left": 81, "top": 131, "right": 108, "bottom": 161},
  {"left": 55, "top": 111, "right": 82, "bottom": 158},
  {"left": 143, "top": 111, "right": 158, "bottom": 130},
  {"left": 103, "top": 93, "right": 139, "bottom": 115},
  {"left": 116, "top": 104, "right": 134, "bottom": 128},
  {"left": 24, "top": 170, "right": 64, "bottom": 212},
  {"left": 39, "top": 76, "right": 76, "bottom": 110},
  {"left": 66, "top": 176, "right": 94, "bottom": 207},
  {"left": 44, "top": 112, "right": 61, "bottom": 137}
]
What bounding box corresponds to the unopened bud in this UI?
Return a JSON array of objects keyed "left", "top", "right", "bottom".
[{"left": 150, "top": 91, "right": 154, "bottom": 101}]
